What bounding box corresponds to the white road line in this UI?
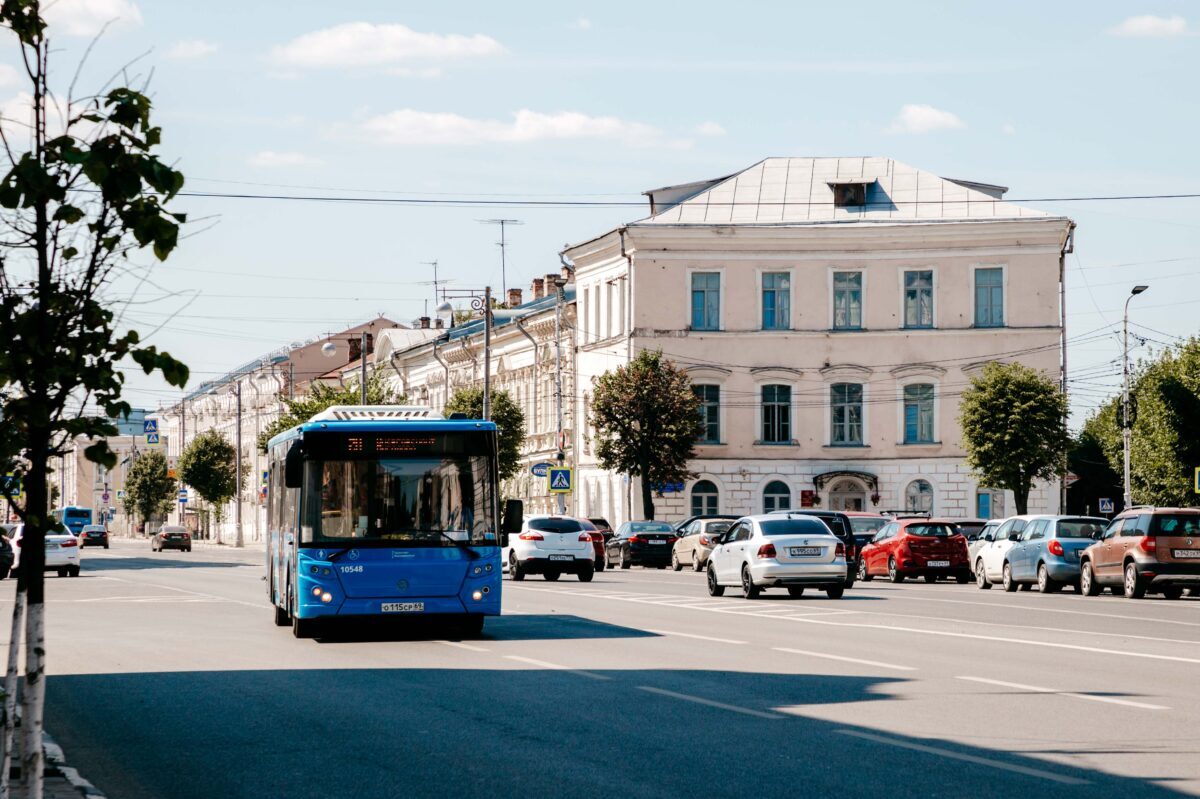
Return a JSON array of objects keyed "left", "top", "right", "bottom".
[
  {"left": 835, "top": 730, "right": 1089, "bottom": 785},
  {"left": 637, "top": 686, "right": 782, "bottom": 719},
  {"left": 956, "top": 676, "right": 1169, "bottom": 711},
  {"left": 863, "top": 609, "right": 1200, "bottom": 647},
  {"left": 101, "top": 576, "right": 263, "bottom": 608},
  {"left": 503, "top": 655, "right": 610, "bottom": 681},
  {"left": 643, "top": 629, "right": 747, "bottom": 644},
  {"left": 435, "top": 640, "right": 490, "bottom": 653},
  {"left": 774, "top": 647, "right": 917, "bottom": 672}
]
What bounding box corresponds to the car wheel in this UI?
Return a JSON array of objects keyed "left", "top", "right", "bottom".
[
  {"left": 185, "top": 547, "right": 192, "bottom": 553},
  {"left": 693, "top": 555, "right": 705, "bottom": 573},
  {"left": 544, "top": 570, "right": 561, "bottom": 582},
  {"left": 595, "top": 557, "right": 605, "bottom": 573},
  {"left": 577, "top": 562, "right": 594, "bottom": 582},
  {"left": 1160, "top": 586, "right": 1183, "bottom": 600},
  {"left": 923, "top": 574, "right": 938, "bottom": 584},
  {"left": 975, "top": 559, "right": 991, "bottom": 589},
  {"left": 1080, "top": 561, "right": 1099, "bottom": 596},
  {"left": 787, "top": 587, "right": 805, "bottom": 598},
  {"left": 1123, "top": 562, "right": 1146, "bottom": 599},
  {"left": 620, "top": 549, "right": 631, "bottom": 569},
  {"left": 825, "top": 585, "right": 845, "bottom": 599},
  {"left": 1037, "top": 564, "right": 1060, "bottom": 593},
  {"left": 955, "top": 573, "right": 971, "bottom": 584},
  {"left": 509, "top": 553, "right": 525, "bottom": 582},
  {"left": 104, "top": 544, "right": 109, "bottom": 549},
  {"left": 56, "top": 567, "right": 67, "bottom": 578},
  {"left": 706, "top": 564, "right": 724, "bottom": 597},
  {"left": 1187, "top": 587, "right": 1199, "bottom": 598},
  {"left": 1002, "top": 563, "right": 1018, "bottom": 592},
  {"left": 68, "top": 565, "right": 80, "bottom": 578},
  {"left": 671, "top": 551, "right": 683, "bottom": 572},
  {"left": 888, "top": 557, "right": 904, "bottom": 583},
  {"left": 857, "top": 559, "right": 872, "bottom": 582},
  {"left": 741, "top": 564, "right": 760, "bottom": 599}
]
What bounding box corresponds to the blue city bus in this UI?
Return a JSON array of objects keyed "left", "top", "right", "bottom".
[
  {"left": 52, "top": 506, "right": 92, "bottom": 535},
  {"left": 265, "top": 406, "right": 520, "bottom": 639}
]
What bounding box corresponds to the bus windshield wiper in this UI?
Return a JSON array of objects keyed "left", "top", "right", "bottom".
[{"left": 438, "top": 531, "right": 479, "bottom": 559}]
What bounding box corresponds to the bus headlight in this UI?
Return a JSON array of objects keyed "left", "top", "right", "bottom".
[
  {"left": 471, "top": 590, "right": 483, "bottom": 601},
  {"left": 311, "top": 586, "right": 322, "bottom": 597},
  {"left": 472, "top": 566, "right": 483, "bottom": 575},
  {"left": 320, "top": 592, "right": 333, "bottom": 603}
]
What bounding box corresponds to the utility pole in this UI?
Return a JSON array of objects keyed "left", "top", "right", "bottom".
[
  {"left": 179, "top": 396, "right": 187, "bottom": 525},
  {"left": 479, "top": 219, "right": 522, "bottom": 298},
  {"left": 553, "top": 277, "right": 566, "bottom": 514},
  {"left": 235, "top": 381, "right": 243, "bottom": 548},
  {"left": 360, "top": 329, "right": 369, "bottom": 405},
  {"left": 1122, "top": 285, "right": 1149, "bottom": 510},
  {"left": 483, "top": 286, "right": 492, "bottom": 421}
]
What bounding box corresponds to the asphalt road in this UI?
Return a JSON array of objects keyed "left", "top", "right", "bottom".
[{"left": 6, "top": 539, "right": 1200, "bottom": 798}]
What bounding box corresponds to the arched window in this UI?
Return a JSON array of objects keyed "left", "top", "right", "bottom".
[
  {"left": 905, "top": 479, "right": 934, "bottom": 513},
  {"left": 763, "top": 480, "right": 791, "bottom": 513},
  {"left": 691, "top": 480, "right": 719, "bottom": 515}
]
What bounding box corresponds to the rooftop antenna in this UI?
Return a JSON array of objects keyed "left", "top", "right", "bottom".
[
  {"left": 419, "top": 260, "right": 443, "bottom": 314},
  {"left": 478, "top": 219, "right": 522, "bottom": 298}
]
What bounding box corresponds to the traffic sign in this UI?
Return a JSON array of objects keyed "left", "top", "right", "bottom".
[
  {"left": 178, "top": 488, "right": 188, "bottom": 505},
  {"left": 1194, "top": 467, "right": 1199, "bottom": 494},
  {"left": 547, "top": 467, "right": 573, "bottom": 494},
  {"left": 1098, "top": 497, "right": 1114, "bottom": 514},
  {"left": 530, "top": 462, "right": 553, "bottom": 478},
  {"left": 143, "top": 419, "right": 158, "bottom": 434},
  {"left": 261, "top": 470, "right": 269, "bottom": 485},
  {"left": 101, "top": 491, "right": 110, "bottom": 503},
  {"left": 146, "top": 432, "right": 160, "bottom": 444},
  {"left": 2, "top": 474, "right": 21, "bottom": 499}
]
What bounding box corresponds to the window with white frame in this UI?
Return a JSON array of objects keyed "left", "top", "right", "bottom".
[
  {"left": 761, "top": 272, "right": 790, "bottom": 330},
  {"left": 691, "top": 272, "right": 720, "bottom": 331},
  {"left": 693, "top": 384, "right": 720, "bottom": 444},
  {"left": 906, "top": 479, "right": 934, "bottom": 513},
  {"left": 903, "top": 383, "right": 935, "bottom": 444},
  {"left": 903, "top": 270, "right": 934, "bottom": 329},
  {"left": 833, "top": 271, "right": 863, "bottom": 330},
  {"left": 761, "top": 385, "right": 791, "bottom": 443},
  {"left": 974, "top": 267, "right": 1004, "bottom": 327},
  {"left": 830, "top": 383, "right": 864, "bottom": 445},
  {"left": 763, "top": 480, "right": 791, "bottom": 512},
  {"left": 691, "top": 480, "right": 719, "bottom": 515}
]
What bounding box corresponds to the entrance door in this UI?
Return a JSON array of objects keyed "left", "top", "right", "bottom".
[{"left": 828, "top": 479, "right": 866, "bottom": 512}]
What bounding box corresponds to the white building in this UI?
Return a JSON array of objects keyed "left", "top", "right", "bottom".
[{"left": 564, "top": 156, "right": 1073, "bottom": 525}]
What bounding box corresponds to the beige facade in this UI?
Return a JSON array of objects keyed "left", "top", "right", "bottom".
[{"left": 566, "top": 157, "right": 1073, "bottom": 525}]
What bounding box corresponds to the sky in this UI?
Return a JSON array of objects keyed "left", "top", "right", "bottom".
[{"left": 6, "top": 0, "right": 1200, "bottom": 426}]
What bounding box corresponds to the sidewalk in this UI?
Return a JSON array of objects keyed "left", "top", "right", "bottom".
[{"left": 8, "top": 722, "right": 106, "bottom": 798}]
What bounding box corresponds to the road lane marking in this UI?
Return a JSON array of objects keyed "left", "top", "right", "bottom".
[
  {"left": 863, "top": 609, "right": 1200, "bottom": 647},
  {"left": 503, "top": 655, "right": 610, "bottom": 681},
  {"left": 956, "top": 676, "right": 1169, "bottom": 711},
  {"left": 774, "top": 647, "right": 917, "bottom": 672},
  {"left": 637, "top": 686, "right": 782, "bottom": 719},
  {"left": 835, "top": 730, "right": 1089, "bottom": 785},
  {"left": 101, "top": 576, "right": 264, "bottom": 608},
  {"left": 644, "top": 629, "right": 747, "bottom": 644},
  {"left": 435, "top": 640, "right": 490, "bottom": 652}
]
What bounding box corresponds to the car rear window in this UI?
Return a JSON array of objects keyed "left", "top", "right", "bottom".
[
  {"left": 760, "top": 519, "right": 832, "bottom": 537},
  {"left": 905, "top": 524, "right": 956, "bottom": 537},
  {"left": 850, "top": 517, "right": 886, "bottom": 534},
  {"left": 1150, "top": 514, "right": 1200, "bottom": 536},
  {"left": 705, "top": 522, "right": 732, "bottom": 534},
  {"left": 630, "top": 522, "right": 674, "bottom": 532},
  {"left": 528, "top": 518, "right": 584, "bottom": 533},
  {"left": 956, "top": 522, "right": 986, "bottom": 537},
  {"left": 1057, "top": 520, "right": 1106, "bottom": 538}
]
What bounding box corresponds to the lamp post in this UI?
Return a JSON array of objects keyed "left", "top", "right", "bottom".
[
  {"left": 437, "top": 287, "right": 495, "bottom": 420},
  {"left": 1122, "top": 284, "right": 1149, "bottom": 510}
]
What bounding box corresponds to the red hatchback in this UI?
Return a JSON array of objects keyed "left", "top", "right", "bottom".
[
  {"left": 579, "top": 519, "right": 607, "bottom": 572},
  {"left": 858, "top": 518, "right": 971, "bottom": 583}
]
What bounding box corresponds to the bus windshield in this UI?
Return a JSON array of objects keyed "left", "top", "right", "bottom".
[{"left": 302, "top": 456, "right": 495, "bottom": 546}]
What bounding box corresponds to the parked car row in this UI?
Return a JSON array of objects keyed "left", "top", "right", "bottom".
[{"left": 0, "top": 522, "right": 81, "bottom": 578}]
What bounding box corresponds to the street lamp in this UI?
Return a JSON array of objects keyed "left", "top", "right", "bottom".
[
  {"left": 437, "top": 288, "right": 495, "bottom": 419},
  {"left": 1122, "top": 284, "right": 1149, "bottom": 510}
]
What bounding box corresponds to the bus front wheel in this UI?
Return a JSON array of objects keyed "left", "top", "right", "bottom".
[
  {"left": 274, "top": 602, "right": 289, "bottom": 627},
  {"left": 460, "top": 616, "right": 484, "bottom": 638},
  {"left": 292, "top": 614, "right": 317, "bottom": 639}
]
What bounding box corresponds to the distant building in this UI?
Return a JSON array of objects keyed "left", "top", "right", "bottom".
[{"left": 565, "top": 157, "right": 1074, "bottom": 524}]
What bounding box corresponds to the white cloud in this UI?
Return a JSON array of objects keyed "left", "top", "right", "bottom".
[
  {"left": 1001, "top": 122, "right": 1016, "bottom": 135},
  {"left": 269, "top": 22, "right": 504, "bottom": 69},
  {"left": 694, "top": 120, "right": 726, "bottom": 136},
  {"left": 574, "top": 18, "right": 593, "bottom": 30},
  {"left": 352, "top": 108, "right": 670, "bottom": 147},
  {"left": 886, "top": 104, "right": 966, "bottom": 134},
  {"left": 42, "top": 0, "right": 142, "bottom": 37},
  {"left": 0, "top": 65, "right": 19, "bottom": 89},
  {"left": 1108, "top": 14, "right": 1193, "bottom": 37},
  {"left": 167, "top": 39, "right": 219, "bottom": 60},
  {"left": 247, "top": 151, "right": 323, "bottom": 168}
]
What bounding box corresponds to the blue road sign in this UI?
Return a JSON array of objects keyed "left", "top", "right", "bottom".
[
  {"left": 530, "top": 462, "right": 553, "bottom": 477},
  {"left": 652, "top": 482, "right": 685, "bottom": 493},
  {"left": 143, "top": 419, "right": 158, "bottom": 434},
  {"left": 1098, "top": 498, "right": 1114, "bottom": 514},
  {"left": 548, "top": 467, "right": 573, "bottom": 494},
  {"left": 146, "top": 432, "right": 160, "bottom": 444}
]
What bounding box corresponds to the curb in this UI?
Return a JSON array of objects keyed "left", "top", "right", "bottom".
[{"left": 43, "top": 730, "right": 107, "bottom": 799}]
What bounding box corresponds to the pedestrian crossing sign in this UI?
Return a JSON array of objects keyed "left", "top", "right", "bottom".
[
  {"left": 146, "top": 432, "right": 160, "bottom": 444},
  {"left": 547, "top": 467, "right": 573, "bottom": 494}
]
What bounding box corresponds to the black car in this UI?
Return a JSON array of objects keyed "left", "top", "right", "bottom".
[
  {"left": 606, "top": 521, "right": 678, "bottom": 569},
  {"left": 79, "top": 524, "right": 109, "bottom": 549},
  {"left": 151, "top": 525, "right": 192, "bottom": 552},
  {"left": 767, "top": 510, "right": 857, "bottom": 587}
]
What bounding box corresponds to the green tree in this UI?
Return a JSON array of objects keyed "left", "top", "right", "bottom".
[
  {"left": 258, "top": 372, "right": 404, "bottom": 451},
  {"left": 590, "top": 351, "right": 702, "bottom": 520},
  {"left": 959, "top": 362, "right": 1069, "bottom": 515},
  {"left": 122, "top": 450, "right": 176, "bottom": 531},
  {"left": 178, "top": 431, "right": 244, "bottom": 526},
  {"left": 1086, "top": 338, "right": 1200, "bottom": 507},
  {"left": 444, "top": 387, "right": 526, "bottom": 482},
  {"left": 0, "top": 2, "right": 188, "bottom": 789}
]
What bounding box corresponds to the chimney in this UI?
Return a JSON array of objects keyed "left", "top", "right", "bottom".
[
  {"left": 544, "top": 274, "right": 560, "bottom": 296},
  {"left": 419, "top": 316, "right": 430, "bottom": 329},
  {"left": 531, "top": 278, "right": 545, "bottom": 300},
  {"left": 507, "top": 288, "right": 523, "bottom": 308},
  {"left": 434, "top": 318, "right": 444, "bottom": 329},
  {"left": 560, "top": 265, "right": 572, "bottom": 281}
]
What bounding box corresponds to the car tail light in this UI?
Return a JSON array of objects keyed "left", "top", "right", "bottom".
[
  {"left": 60, "top": 539, "right": 78, "bottom": 548},
  {"left": 757, "top": 543, "right": 777, "bottom": 559},
  {"left": 845, "top": 542, "right": 857, "bottom": 558},
  {"left": 578, "top": 532, "right": 592, "bottom": 542},
  {"left": 14, "top": 539, "right": 21, "bottom": 548},
  {"left": 518, "top": 532, "right": 544, "bottom": 541},
  {"left": 699, "top": 536, "right": 710, "bottom": 547},
  {"left": 666, "top": 536, "right": 677, "bottom": 544},
  {"left": 1138, "top": 536, "right": 1157, "bottom": 555},
  {"left": 835, "top": 542, "right": 846, "bottom": 557},
  {"left": 628, "top": 535, "right": 644, "bottom": 544},
  {"left": 1048, "top": 539, "right": 1064, "bottom": 556}
]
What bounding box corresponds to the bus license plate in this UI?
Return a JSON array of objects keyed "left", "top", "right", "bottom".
[
  {"left": 790, "top": 547, "right": 821, "bottom": 556},
  {"left": 382, "top": 602, "right": 424, "bottom": 613}
]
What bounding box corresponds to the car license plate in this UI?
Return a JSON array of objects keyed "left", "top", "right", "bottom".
[
  {"left": 789, "top": 547, "right": 821, "bottom": 557},
  {"left": 1173, "top": 549, "right": 1200, "bottom": 558},
  {"left": 650, "top": 540, "right": 666, "bottom": 545},
  {"left": 927, "top": 560, "right": 950, "bottom": 567},
  {"left": 381, "top": 602, "right": 424, "bottom": 613},
  {"left": 548, "top": 554, "right": 573, "bottom": 561}
]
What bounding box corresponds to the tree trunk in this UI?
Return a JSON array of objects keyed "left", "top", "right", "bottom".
[
  {"left": 18, "top": 446, "right": 47, "bottom": 799},
  {"left": 640, "top": 478, "right": 655, "bottom": 520},
  {"left": 18, "top": 602, "right": 43, "bottom": 799},
  {"left": 0, "top": 587, "right": 25, "bottom": 799},
  {"left": 1013, "top": 480, "right": 1030, "bottom": 516}
]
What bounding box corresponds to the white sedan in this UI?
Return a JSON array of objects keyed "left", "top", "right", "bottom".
[
  {"left": 707, "top": 514, "right": 847, "bottom": 599},
  {"left": 9, "top": 524, "right": 81, "bottom": 578}
]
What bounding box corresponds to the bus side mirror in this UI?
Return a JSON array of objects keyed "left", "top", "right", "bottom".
[
  {"left": 501, "top": 500, "right": 523, "bottom": 547},
  {"left": 284, "top": 442, "right": 303, "bottom": 489}
]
